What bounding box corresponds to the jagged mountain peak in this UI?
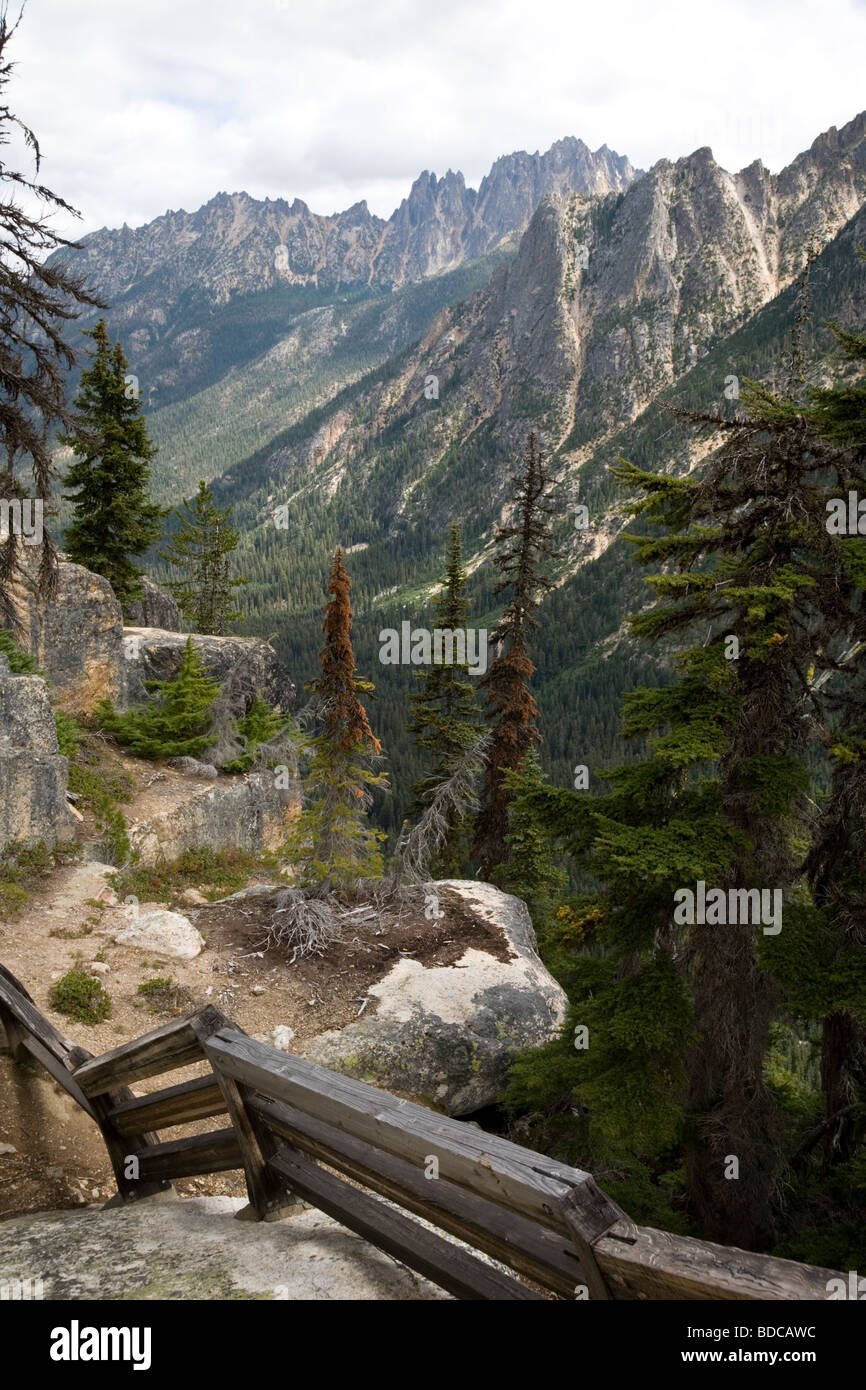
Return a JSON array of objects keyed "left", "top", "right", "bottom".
[{"left": 58, "top": 134, "right": 640, "bottom": 310}]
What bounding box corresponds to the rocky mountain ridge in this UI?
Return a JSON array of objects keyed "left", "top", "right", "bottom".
[
  {"left": 228, "top": 110, "right": 866, "bottom": 543},
  {"left": 61, "top": 136, "right": 638, "bottom": 309}
]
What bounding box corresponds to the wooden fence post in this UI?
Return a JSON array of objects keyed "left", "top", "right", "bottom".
[
  {"left": 559, "top": 1183, "right": 634, "bottom": 1301},
  {"left": 194, "top": 1021, "right": 300, "bottom": 1222}
]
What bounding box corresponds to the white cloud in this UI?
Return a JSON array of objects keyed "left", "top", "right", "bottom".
[{"left": 9, "top": 0, "right": 866, "bottom": 240}]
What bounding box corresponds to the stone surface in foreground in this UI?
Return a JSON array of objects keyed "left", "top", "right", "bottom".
[
  {"left": 0, "top": 1196, "right": 450, "bottom": 1300},
  {"left": 304, "top": 880, "right": 569, "bottom": 1115}
]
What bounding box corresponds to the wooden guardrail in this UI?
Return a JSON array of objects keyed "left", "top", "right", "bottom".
[{"left": 0, "top": 962, "right": 846, "bottom": 1301}]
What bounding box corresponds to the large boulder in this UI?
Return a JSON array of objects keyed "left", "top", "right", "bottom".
[
  {"left": 124, "top": 577, "right": 181, "bottom": 632},
  {"left": 0, "top": 658, "right": 74, "bottom": 856},
  {"left": 7, "top": 553, "right": 129, "bottom": 716},
  {"left": 122, "top": 627, "right": 295, "bottom": 715},
  {"left": 128, "top": 771, "right": 298, "bottom": 866},
  {"left": 304, "top": 881, "right": 569, "bottom": 1116},
  {"left": 113, "top": 908, "right": 205, "bottom": 960}
]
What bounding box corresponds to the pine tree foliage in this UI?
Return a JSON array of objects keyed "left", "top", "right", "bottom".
[
  {"left": 473, "top": 432, "right": 562, "bottom": 878},
  {"left": 788, "top": 281, "right": 866, "bottom": 1169},
  {"left": 288, "top": 548, "right": 387, "bottom": 891},
  {"left": 158, "top": 480, "right": 245, "bottom": 635},
  {"left": 98, "top": 636, "right": 221, "bottom": 760},
  {"left": 408, "top": 524, "right": 484, "bottom": 874},
  {"left": 61, "top": 319, "right": 165, "bottom": 608},
  {"left": 511, "top": 326, "right": 865, "bottom": 1247},
  {"left": 392, "top": 732, "right": 490, "bottom": 889},
  {"left": 221, "top": 692, "right": 297, "bottom": 775},
  {"left": 0, "top": 13, "right": 101, "bottom": 620},
  {"left": 492, "top": 749, "right": 566, "bottom": 928},
  {"left": 610, "top": 383, "right": 862, "bottom": 1248}
]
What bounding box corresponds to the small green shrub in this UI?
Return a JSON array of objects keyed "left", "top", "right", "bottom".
[
  {"left": 97, "top": 637, "right": 220, "bottom": 761},
  {"left": 0, "top": 842, "right": 58, "bottom": 919},
  {"left": 49, "top": 970, "right": 111, "bottom": 1024},
  {"left": 54, "top": 709, "right": 80, "bottom": 758},
  {"left": 224, "top": 694, "right": 289, "bottom": 773},
  {"left": 136, "top": 976, "right": 193, "bottom": 1015},
  {"left": 0, "top": 630, "right": 42, "bottom": 674}
]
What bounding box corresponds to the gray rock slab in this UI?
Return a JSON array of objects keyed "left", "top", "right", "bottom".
[
  {"left": 0, "top": 1197, "right": 451, "bottom": 1300},
  {"left": 304, "top": 880, "right": 569, "bottom": 1115}
]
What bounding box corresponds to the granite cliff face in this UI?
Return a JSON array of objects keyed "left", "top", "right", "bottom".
[
  {"left": 46, "top": 136, "right": 636, "bottom": 471},
  {"left": 235, "top": 112, "right": 866, "bottom": 537},
  {"left": 60, "top": 136, "right": 637, "bottom": 308},
  {"left": 0, "top": 656, "right": 74, "bottom": 857}
]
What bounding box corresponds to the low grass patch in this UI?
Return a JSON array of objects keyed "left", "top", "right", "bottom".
[
  {"left": 110, "top": 845, "right": 285, "bottom": 906},
  {"left": 135, "top": 976, "right": 195, "bottom": 1016},
  {"left": 0, "top": 841, "right": 79, "bottom": 921}
]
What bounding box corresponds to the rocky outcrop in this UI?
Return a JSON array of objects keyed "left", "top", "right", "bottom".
[
  {"left": 4, "top": 546, "right": 295, "bottom": 721},
  {"left": 127, "top": 771, "right": 297, "bottom": 867},
  {"left": 122, "top": 627, "right": 295, "bottom": 715},
  {"left": 0, "top": 657, "right": 74, "bottom": 856},
  {"left": 7, "top": 553, "right": 128, "bottom": 716},
  {"left": 124, "top": 577, "right": 181, "bottom": 631},
  {"left": 113, "top": 908, "right": 204, "bottom": 960},
  {"left": 0, "top": 1197, "right": 449, "bottom": 1300},
  {"left": 304, "top": 881, "right": 568, "bottom": 1115}
]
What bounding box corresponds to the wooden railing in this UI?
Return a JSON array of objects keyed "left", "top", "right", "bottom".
[{"left": 0, "top": 962, "right": 844, "bottom": 1301}]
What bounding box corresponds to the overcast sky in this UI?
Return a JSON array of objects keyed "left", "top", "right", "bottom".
[{"left": 9, "top": 0, "right": 866, "bottom": 241}]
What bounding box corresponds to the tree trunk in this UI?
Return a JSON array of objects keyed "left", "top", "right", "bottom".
[{"left": 685, "top": 918, "right": 780, "bottom": 1250}]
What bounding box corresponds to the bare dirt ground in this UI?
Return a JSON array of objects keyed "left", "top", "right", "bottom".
[{"left": 0, "top": 796, "right": 505, "bottom": 1222}]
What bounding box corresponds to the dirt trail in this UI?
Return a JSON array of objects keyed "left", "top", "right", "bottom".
[{"left": 0, "top": 814, "right": 499, "bottom": 1221}]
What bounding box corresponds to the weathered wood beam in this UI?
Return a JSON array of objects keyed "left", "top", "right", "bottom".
[
  {"left": 72, "top": 1006, "right": 229, "bottom": 1096},
  {"left": 107, "top": 1076, "right": 228, "bottom": 1138},
  {"left": 137, "top": 1127, "right": 242, "bottom": 1181},
  {"left": 267, "top": 1145, "right": 546, "bottom": 1301},
  {"left": 206, "top": 1032, "right": 622, "bottom": 1239},
  {"left": 253, "top": 1093, "right": 585, "bottom": 1297},
  {"left": 593, "top": 1223, "right": 844, "bottom": 1301},
  {"left": 195, "top": 1021, "right": 299, "bottom": 1222}
]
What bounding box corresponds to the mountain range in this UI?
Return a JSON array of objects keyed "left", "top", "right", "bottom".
[{"left": 49, "top": 113, "right": 866, "bottom": 837}]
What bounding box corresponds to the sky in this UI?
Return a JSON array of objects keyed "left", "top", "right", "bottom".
[{"left": 8, "top": 0, "right": 866, "bottom": 241}]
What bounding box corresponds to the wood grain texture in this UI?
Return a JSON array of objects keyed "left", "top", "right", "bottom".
[
  {"left": 267, "top": 1144, "right": 546, "bottom": 1300},
  {"left": 254, "top": 1093, "right": 584, "bottom": 1296},
  {"left": 207, "top": 1031, "right": 621, "bottom": 1238},
  {"left": 107, "top": 1076, "right": 227, "bottom": 1137}
]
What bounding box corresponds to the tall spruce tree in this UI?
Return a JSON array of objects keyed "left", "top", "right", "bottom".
[
  {"left": 606, "top": 383, "right": 858, "bottom": 1248},
  {"left": 408, "top": 524, "right": 484, "bottom": 875},
  {"left": 158, "top": 480, "right": 245, "bottom": 635},
  {"left": 794, "top": 285, "right": 866, "bottom": 1166},
  {"left": 517, "top": 366, "right": 859, "bottom": 1248},
  {"left": 289, "top": 548, "right": 387, "bottom": 891},
  {"left": 0, "top": 12, "right": 100, "bottom": 618},
  {"left": 472, "top": 433, "right": 561, "bottom": 879},
  {"left": 61, "top": 319, "right": 165, "bottom": 608}
]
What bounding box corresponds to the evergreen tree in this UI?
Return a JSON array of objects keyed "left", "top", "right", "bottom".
[
  {"left": 158, "top": 480, "right": 246, "bottom": 635},
  {"left": 288, "top": 549, "right": 387, "bottom": 891},
  {"left": 794, "top": 282, "right": 866, "bottom": 1165},
  {"left": 408, "top": 524, "right": 484, "bottom": 875},
  {"left": 223, "top": 694, "right": 289, "bottom": 774},
  {"left": 518, "top": 359, "right": 860, "bottom": 1248},
  {"left": 98, "top": 637, "right": 220, "bottom": 760},
  {"left": 473, "top": 432, "right": 562, "bottom": 879},
  {"left": 608, "top": 380, "right": 861, "bottom": 1248},
  {"left": 0, "top": 12, "right": 100, "bottom": 618},
  {"left": 493, "top": 750, "right": 566, "bottom": 929},
  {"left": 61, "top": 320, "right": 165, "bottom": 608}
]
